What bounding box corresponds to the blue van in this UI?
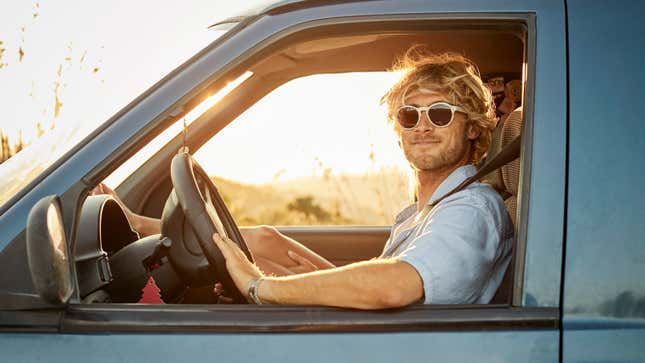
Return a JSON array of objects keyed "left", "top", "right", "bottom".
[{"left": 1, "top": 1, "right": 643, "bottom": 362}]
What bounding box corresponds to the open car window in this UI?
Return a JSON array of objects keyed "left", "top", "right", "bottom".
[{"left": 193, "top": 72, "right": 413, "bottom": 226}]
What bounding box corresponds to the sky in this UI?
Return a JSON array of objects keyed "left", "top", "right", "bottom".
[
  {"left": 0, "top": 0, "right": 408, "bottom": 185},
  {"left": 1, "top": 1, "right": 254, "bottom": 140},
  {"left": 194, "top": 71, "right": 407, "bottom": 184}
]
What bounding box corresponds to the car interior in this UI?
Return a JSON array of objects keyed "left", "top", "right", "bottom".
[{"left": 73, "top": 19, "right": 527, "bottom": 306}]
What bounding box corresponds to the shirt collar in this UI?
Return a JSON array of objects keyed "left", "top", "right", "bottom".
[
  {"left": 428, "top": 164, "right": 477, "bottom": 205},
  {"left": 394, "top": 204, "right": 417, "bottom": 224},
  {"left": 393, "top": 164, "right": 477, "bottom": 223}
]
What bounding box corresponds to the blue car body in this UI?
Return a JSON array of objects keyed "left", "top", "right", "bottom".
[{"left": 0, "top": 0, "right": 643, "bottom": 362}]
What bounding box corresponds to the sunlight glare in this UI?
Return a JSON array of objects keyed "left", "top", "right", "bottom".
[
  {"left": 195, "top": 71, "right": 407, "bottom": 185},
  {"left": 103, "top": 71, "right": 254, "bottom": 187}
]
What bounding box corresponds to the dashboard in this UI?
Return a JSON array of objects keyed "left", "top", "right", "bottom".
[{"left": 74, "top": 195, "right": 219, "bottom": 304}]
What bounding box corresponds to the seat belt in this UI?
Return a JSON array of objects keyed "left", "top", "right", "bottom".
[
  {"left": 420, "top": 135, "right": 521, "bottom": 305},
  {"left": 429, "top": 135, "right": 521, "bottom": 207},
  {"left": 381, "top": 135, "right": 522, "bottom": 258}
]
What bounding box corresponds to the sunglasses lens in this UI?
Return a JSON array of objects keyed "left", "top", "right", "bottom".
[
  {"left": 396, "top": 106, "right": 419, "bottom": 128},
  {"left": 427, "top": 107, "right": 453, "bottom": 126}
]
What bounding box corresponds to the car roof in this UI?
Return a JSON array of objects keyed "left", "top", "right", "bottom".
[{"left": 209, "top": 0, "right": 355, "bottom": 29}]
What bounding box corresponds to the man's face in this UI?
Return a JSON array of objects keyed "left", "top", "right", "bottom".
[{"left": 396, "top": 91, "right": 479, "bottom": 172}]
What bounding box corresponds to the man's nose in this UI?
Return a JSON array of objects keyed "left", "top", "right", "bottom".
[{"left": 415, "top": 112, "right": 435, "bottom": 132}]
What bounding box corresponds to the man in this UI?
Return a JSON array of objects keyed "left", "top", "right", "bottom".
[{"left": 99, "top": 50, "right": 513, "bottom": 309}]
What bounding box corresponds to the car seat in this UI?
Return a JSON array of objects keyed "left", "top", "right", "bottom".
[{"left": 489, "top": 106, "right": 523, "bottom": 304}]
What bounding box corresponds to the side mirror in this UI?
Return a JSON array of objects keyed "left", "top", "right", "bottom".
[{"left": 26, "top": 195, "right": 73, "bottom": 305}]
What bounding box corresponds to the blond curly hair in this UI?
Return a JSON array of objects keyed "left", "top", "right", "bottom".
[{"left": 381, "top": 48, "right": 497, "bottom": 164}]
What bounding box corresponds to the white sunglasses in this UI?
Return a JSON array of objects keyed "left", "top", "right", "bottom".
[{"left": 396, "top": 102, "right": 466, "bottom": 129}]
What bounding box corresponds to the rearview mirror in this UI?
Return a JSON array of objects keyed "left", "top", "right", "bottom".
[{"left": 26, "top": 195, "right": 73, "bottom": 305}]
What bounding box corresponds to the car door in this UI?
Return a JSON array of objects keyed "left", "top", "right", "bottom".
[
  {"left": 0, "top": 1, "right": 567, "bottom": 362},
  {"left": 562, "top": 1, "right": 645, "bottom": 362}
]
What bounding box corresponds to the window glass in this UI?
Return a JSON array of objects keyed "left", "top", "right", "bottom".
[
  {"left": 193, "top": 72, "right": 413, "bottom": 226},
  {"left": 0, "top": 27, "right": 233, "bottom": 209}
]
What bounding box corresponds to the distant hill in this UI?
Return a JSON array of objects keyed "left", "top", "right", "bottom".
[{"left": 210, "top": 168, "right": 412, "bottom": 226}]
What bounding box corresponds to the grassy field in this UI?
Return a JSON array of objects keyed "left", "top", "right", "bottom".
[{"left": 212, "top": 168, "right": 412, "bottom": 226}]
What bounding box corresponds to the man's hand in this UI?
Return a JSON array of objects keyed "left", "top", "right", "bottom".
[
  {"left": 214, "top": 233, "right": 423, "bottom": 309},
  {"left": 90, "top": 182, "right": 161, "bottom": 237},
  {"left": 286, "top": 250, "right": 318, "bottom": 274},
  {"left": 90, "top": 182, "right": 118, "bottom": 198},
  {"left": 212, "top": 233, "right": 264, "bottom": 299},
  {"left": 90, "top": 182, "right": 133, "bottom": 216}
]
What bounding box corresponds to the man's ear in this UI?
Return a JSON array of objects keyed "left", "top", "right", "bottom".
[{"left": 467, "top": 124, "right": 481, "bottom": 140}]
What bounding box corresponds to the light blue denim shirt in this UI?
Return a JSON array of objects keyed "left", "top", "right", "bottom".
[{"left": 381, "top": 165, "right": 514, "bottom": 304}]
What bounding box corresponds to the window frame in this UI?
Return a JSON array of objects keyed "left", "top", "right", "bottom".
[{"left": 59, "top": 304, "right": 557, "bottom": 334}]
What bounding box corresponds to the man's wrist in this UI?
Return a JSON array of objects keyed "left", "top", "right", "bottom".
[
  {"left": 254, "top": 277, "right": 279, "bottom": 305},
  {"left": 247, "top": 277, "right": 265, "bottom": 304},
  {"left": 128, "top": 214, "right": 161, "bottom": 237},
  {"left": 124, "top": 210, "right": 140, "bottom": 231}
]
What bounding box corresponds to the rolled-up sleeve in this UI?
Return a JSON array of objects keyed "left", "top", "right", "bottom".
[{"left": 396, "top": 197, "right": 500, "bottom": 304}]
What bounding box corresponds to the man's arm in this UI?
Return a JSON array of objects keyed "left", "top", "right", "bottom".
[
  {"left": 212, "top": 234, "right": 424, "bottom": 309},
  {"left": 130, "top": 217, "right": 324, "bottom": 276},
  {"left": 260, "top": 259, "right": 423, "bottom": 309},
  {"left": 129, "top": 214, "right": 161, "bottom": 236},
  {"left": 91, "top": 184, "right": 331, "bottom": 275}
]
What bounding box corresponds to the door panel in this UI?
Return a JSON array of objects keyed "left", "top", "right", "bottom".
[
  {"left": 0, "top": 330, "right": 559, "bottom": 363},
  {"left": 563, "top": 1, "right": 645, "bottom": 361},
  {"left": 279, "top": 227, "right": 390, "bottom": 265}
]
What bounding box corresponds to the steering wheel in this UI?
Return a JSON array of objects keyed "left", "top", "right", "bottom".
[{"left": 170, "top": 151, "right": 252, "bottom": 303}]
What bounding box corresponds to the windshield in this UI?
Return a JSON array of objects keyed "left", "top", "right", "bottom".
[
  {"left": 0, "top": 120, "right": 95, "bottom": 207},
  {"left": 0, "top": 27, "right": 235, "bottom": 209}
]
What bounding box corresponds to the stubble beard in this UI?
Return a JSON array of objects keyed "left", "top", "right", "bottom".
[{"left": 404, "top": 135, "right": 470, "bottom": 172}]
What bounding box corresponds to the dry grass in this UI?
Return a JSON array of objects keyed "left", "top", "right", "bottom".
[{"left": 212, "top": 168, "right": 411, "bottom": 226}]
